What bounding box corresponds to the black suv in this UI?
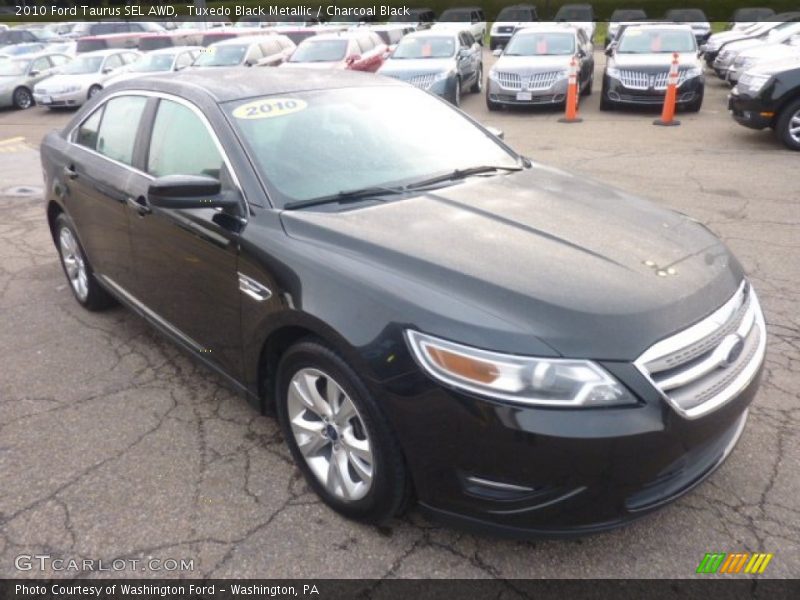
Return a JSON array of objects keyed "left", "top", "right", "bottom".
[{"left": 729, "top": 60, "right": 800, "bottom": 150}]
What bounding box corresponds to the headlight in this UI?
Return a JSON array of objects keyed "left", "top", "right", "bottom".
[
  {"left": 606, "top": 67, "right": 621, "bottom": 79},
  {"left": 488, "top": 68, "right": 498, "bottom": 81},
  {"left": 405, "top": 330, "right": 638, "bottom": 407},
  {"left": 683, "top": 66, "right": 703, "bottom": 79},
  {"left": 739, "top": 73, "right": 770, "bottom": 94},
  {"left": 432, "top": 70, "right": 451, "bottom": 83}
]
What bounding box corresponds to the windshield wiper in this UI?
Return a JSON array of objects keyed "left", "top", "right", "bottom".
[
  {"left": 283, "top": 185, "right": 407, "bottom": 210},
  {"left": 404, "top": 165, "right": 523, "bottom": 191}
]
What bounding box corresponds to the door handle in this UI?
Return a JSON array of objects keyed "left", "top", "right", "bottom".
[
  {"left": 63, "top": 165, "right": 78, "bottom": 180},
  {"left": 126, "top": 195, "right": 150, "bottom": 216}
]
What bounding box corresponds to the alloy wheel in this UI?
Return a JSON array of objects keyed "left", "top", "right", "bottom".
[
  {"left": 287, "top": 368, "right": 374, "bottom": 502},
  {"left": 789, "top": 109, "right": 800, "bottom": 145},
  {"left": 58, "top": 227, "right": 89, "bottom": 301},
  {"left": 14, "top": 88, "right": 32, "bottom": 109}
]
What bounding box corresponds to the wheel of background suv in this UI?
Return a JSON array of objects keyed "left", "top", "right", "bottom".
[
  {"left": 599, "top": 87, "right": 613, "bottom": 111},
  {"left": 275, "top": 340, "right": 410, "bottom": 524},
  {"left": 54, "top": 214, "right": 115, "bottom": 311},
  {"left": 12, "top": 87, "right": 33, "bottom": 109},
  {"left": 471, "top": 64, "right": 483, "bottom": 93},
  {"left": 581, "top": 74, "right": 593, "bottom": 97},
  {"left": 775, "top": 98, "right": 800, "bottom": 151},
  {"left": 685, "top": 88, "right": 704, "bottom": 113},
  {"left": 87, "top": 85, "right": 102, "bottom": 100},
  {"left": 486, "top": 92, "right": 500, "bottom": 111},
  {"left": 451, "top": 77, "right": 461, "bottom": 106}
]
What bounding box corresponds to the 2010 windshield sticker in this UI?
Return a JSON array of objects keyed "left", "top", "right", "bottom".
[{"left": 232, "top": 98, "right": 307, "bottom": 120}]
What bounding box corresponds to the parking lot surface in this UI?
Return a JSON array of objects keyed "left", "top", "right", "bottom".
[{"left": 0, "top": 51, "right": 798, "bottom": 579}]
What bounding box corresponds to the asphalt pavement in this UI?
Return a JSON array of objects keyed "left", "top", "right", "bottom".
[{"left": 0, "top": 51, "right": 798, "bottom": 580}]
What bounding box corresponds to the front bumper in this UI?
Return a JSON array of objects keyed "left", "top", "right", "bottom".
[
  {"left": 728, "top": 90, "right": 774, "bottom": 130},
  {"left": 603, "top": 74, "right": 704, "bottom": 107},
  {"left": 377, "top": 358, "right": 761, "bottom": 537},
  {"left": 486, "top": 76, "right": 569, "bottom": 106},
  {"left": 33, "top": 89, "right": 87, "bottom": 107}
]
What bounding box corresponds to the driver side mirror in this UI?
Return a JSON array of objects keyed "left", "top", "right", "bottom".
[
  {"left": 148, "top": 175, "right": 238, "bottom": 211},
  {"left": 605, "top": 43, "right": 616, "bottom": 57},
  {"left": 577, "top": 48, "right": 587, "bottom": 58},
  {"left": 29, "top": 69, "right": 40, "bottom": 77},
  {"left": 102, "top": 67, "right": 114, "bottom": 74}
]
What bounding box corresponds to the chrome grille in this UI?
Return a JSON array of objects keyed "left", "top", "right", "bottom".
[
  {"left": 407, "top": 73, "right": 436, "bottom": 89},
  {"left": 494, "top": 71, "right": 561, "bottom": 91},
  {"left": 618, "top": 69, "right": 688, "bottom": 90},
  {"left": 635, "top": 281, "right": 766, "bottom": 419}
]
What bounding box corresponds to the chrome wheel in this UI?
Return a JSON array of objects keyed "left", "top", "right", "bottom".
[
  {"left": 789, "top": 109, "right": 800, "bottom": 144},
  {"left": 13, "top": 88, "right": 32, "bottom": 109},
  {"left": 59, "top": 227, "right": 89, "bottom": 301},
  {"left": 287, "top": 368, "right": 374, "bottom": 502}
]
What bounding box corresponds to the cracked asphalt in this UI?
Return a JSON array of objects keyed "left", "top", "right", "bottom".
[{"left": 0, "top": 51, "right": 798, "bottom": 580}]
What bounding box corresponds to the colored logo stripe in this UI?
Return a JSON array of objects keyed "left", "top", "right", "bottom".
[{"left": 696, "top": 553, "right": 773, "bottom": 574}]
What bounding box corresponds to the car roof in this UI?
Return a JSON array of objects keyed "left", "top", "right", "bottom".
[
  {"left": 13, "top": 51, "right": 69, "bottom": 60},
  {"left": 112, "top": 66, "right": 402, "bottom": 103},
  {"left": 147, "top": 45, "right": 203, "bottom": 55},
  {"left": 624, "top": 23, "right": 694, "bottom": 32},
  {"left": 76, "top": 48, "right": 136, "bottom": 57},
  {"left": 405, "top": 29, "right": 460, "bottom": 39},
  {"left": 515, "top": 25, "right": 578, "bottom": 35}
]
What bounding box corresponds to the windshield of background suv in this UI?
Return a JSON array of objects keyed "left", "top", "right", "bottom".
[
  {"left": 439, "top": 9, "right": 472, "bottom": 22},
  {"left": 62, "top": 55, "right": 103, "bottom": 74},
  {"left": 497, "top": 8, "right": 535, "bottom": 21},
  {"left": 393, "top": 36, "right": 455, "bottom": 58},
  {"left": 129, "top": 53, "right": 175, "bottom": 72},
  {"left": 504, "top": 32, "right": 575, "bottom": 56},
  {"left": 555, "top": 7, "right": 592, "bottom": 21},
  {"left": 0, "top": 59, "right": 28, "bottom": 76},
  {"left": 665, "top": 9, "right": 707, "bottom": 22},
  {"left": 225, "top": 87, "right": 518, "bottom": 206},
  {"left": 193, "top": 44, "right": 246, "bottom": 67},
  {"left": 618, "top": 29, "right": 696, "bottom": 53},
  {"left": 289, "top": 40, "right": 347, "bottom": 62},
  {"left": 610, "top": 9, "right": 647, "bottom": 22}
]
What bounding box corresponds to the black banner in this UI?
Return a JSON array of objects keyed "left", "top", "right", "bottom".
[{"left": 1, "top": 580, "right": 800, "bottom": 600}]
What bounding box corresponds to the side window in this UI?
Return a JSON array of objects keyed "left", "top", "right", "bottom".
[
  {"left": 95, "top": 96, "right": 148, "bottom": 165},
  {"left": 147, "top": 100, "right": 224, "bottom": 180},
  {"left": 75, "top": 106, "right": 104, "bottom": 150},
  {"left": 50, "top": 54, "right": 70, "bottom": 66},
  {"left": 464, "top": 32, "right": 475, "bottom": 46},
  {"left": 104, "top": 54, "right": 123, "bottom": 70},
  {"left": 121, "top": 52, "right": 138, "bottom": 64},
  {"left": 31, "top": 57, "right": 50, "bottom": 73},
  {"left": 176, "top": 52, "right": 193, "bottom": 69}
]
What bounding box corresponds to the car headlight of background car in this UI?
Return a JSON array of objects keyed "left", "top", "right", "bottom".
[
  {"left": 606, "top": 66, "right": 622, "bottom": 80},
  {"left": 405, "top": 330, "right": 638, "bottom": 407},
  {"left": 738, "top": 72, "right": 771, "bottom": 95},
  {"left": 683, "top": 66, "right": 703, "bottom": 80},
  {"left": 734, "top": 56, "right": 753, "bottom": 70},
  {"left": 432, "top": 70, "right": 452, "bottom": 84}
]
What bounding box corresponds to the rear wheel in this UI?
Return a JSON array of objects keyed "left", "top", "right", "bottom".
[
  {"left": 87, "top": 85, "right": 102, "bottom": 100},
  {"left": 471, "top": 64, "right": 483, "bottom": 93},
  {"left": 275, "top": 340, "right": 410, "bottom": 524},
  {"left": 54, "top": 214, "right": 115, "bottom": 311},
  {"left": 12, "top": 87, "right": 33, "bottom": 109},
  {"left": 775, "top": 99, "right": 800, "bottom": 151}
]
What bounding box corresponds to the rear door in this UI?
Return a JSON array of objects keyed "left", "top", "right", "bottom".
[
  {"left": 127, "top": 96, "right": 244, "bottom": 379},
  {"left": 62, "top": 95, "right": 149, "bottom": 293}
]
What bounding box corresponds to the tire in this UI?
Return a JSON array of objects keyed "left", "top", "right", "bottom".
[
  {"left": 54, "top": 214, "right": 116, "bottom": 311},
  {"left": 685, "top": 89, "right": 704, "bottom": 113},
  {"left": 581, "top": 74, "right": 593, "bottom": 97},
  {"left": 775, "top": 98, "right": 800, "bottom": 151},
  {"left": 12, "top": 87, "right": 33, "bottom": 110},
  {"left": 275, "top": 340, "right": 410, "bottom": 524},
  {"left": 450, "top": 77, "right": 461, "bottom": 106},
  {"left": 87, "top": 85, "right": 102, "bottom": 100},
  {"left": 471, "top": 64, "right": 483, "bottom": 93},
  {"left": 486, "top": 92, "right": 501, "bottom": 112},
  {"left": 599, "top": 89, "right": 614, "bottom": 111}
]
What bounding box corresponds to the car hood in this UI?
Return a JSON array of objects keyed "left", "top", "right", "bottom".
[
  {"left": 281, "top": 61, "right": 345, "bottom": 70},
  {"left": 379, "top": 57, "right": 452, "bottom": 75},
  {"left": 34, "top": 73, "right": 96, "bottom": 90},
  {"left": 280, "top": 165, "right": 742, "bottom": 360},
  {"left": 748, "top": 56, "right": 800, "bottom": 75},
  {"left": 740, "top": 43, "right": 800, "bottom": 61},
  {"left": 494, "top": 55, "right": 572, "bottom": 71},
  {"left": 105, "top": 70, "right": 167, "bottom": 85},
  {"left": 612, "top": 53, "right": 699, "bottom": 68}
]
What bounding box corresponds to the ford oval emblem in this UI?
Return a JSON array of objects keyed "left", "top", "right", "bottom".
[{"left": 718, "top": 334, "right": 745, "bottom": 368}]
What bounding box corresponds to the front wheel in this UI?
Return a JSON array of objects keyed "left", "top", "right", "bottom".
[
  {"left": 581, "top": 73, "right": 593, "bottom": 97},
  {"left": 275, "top": 340, "right": 410, "bottom": 524},
  {"left": 599, "top": 87, "right": 614, "bottom": 111},
  {"left": 450, "top": 77, "right": 461, "bottom": 106},
  {"left": 685, "top": 89, "right": 704, "bottom": 113},
  {"left": 12, "top": 87, "right": 33, "bottom": 109},
  {"left": 87, "top": 85, "right": 102, "bottom": 100},
  {"left": 775, "top": 98, "right": 800, "bottom": 151}
]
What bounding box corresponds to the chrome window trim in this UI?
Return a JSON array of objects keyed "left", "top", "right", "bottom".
[
  {"left": 634, "top": 281, "right": 767, "bottom": 420},
  {"left": 67, "top": 89, "right": 249, "bottom": 215}
]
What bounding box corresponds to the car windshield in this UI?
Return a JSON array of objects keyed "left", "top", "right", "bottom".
[
  {"left": 734, "top": 8, "right": 775, "bottom": 21},
  {"left": 610, "top": 9, "right": 647, "bottom": 22},
  {"left": 618, "top": 29, "right": 696, "bottom": 53},
  {"left": 194, "top": 44, "right": 246, "bottom": 66},
  {"left": 0, "top": 59, "right": 28, "bottom": 76},
  {"left": 129, "top": 54, "right": 175, "bottom": 72},
  {"left": 555, "top": 7, "right": 592, "bottom": 20},
  {"left": 497, "top": 8, "right": 534, "bottom": 21},
  {"left": 504, "top": 32, "right": 575, "bottom": 56},
  {"left": 439, "top": 9, "right": 472, "bottom": 22},
  {"left": 665, "top": 9, "right": 707, "bottom": 22},
  {"left": 225, "top": 86, "right": 518, "bottom": 207},
  {"left": 392, "top": 36, "right": 455, "bottom": 58},
  {"left": 63, "top": 56, "right": 103, "bottom": 74},
  {"left": 289, "top": 40, "right": 347, "bottom": 62}
]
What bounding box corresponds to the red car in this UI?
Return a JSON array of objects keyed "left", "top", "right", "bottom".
[{"left": 282, "top": 31, "right": 388, "bottom": 72}]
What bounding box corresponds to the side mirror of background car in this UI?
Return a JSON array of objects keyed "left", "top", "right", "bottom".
[
  {"left": 605, "top": 44, "right": 616, "bottom": 57},
  {"left": 485, "top": 126, "right": 504, "bottom": 140},
  {"left": 102, "top": 67, "right": 114, "bottom": 74},
  {"left": 148, "top": 175, "right": 238, "bottom": 211},
  {"left": 577, "top": 48, "right": 586, "bottom": 58},
  {"left": 29, "top": 69, "right": 40, "bottom": 77},
  {"left": 492, "top": 47, "right": 503, "bottom": 57}
]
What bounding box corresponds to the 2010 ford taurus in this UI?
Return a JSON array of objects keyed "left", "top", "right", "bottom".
[{"left": 40, "top": 69, "right": 766, "bottom": 537}]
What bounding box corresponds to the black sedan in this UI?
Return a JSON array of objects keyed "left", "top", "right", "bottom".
[{"left": 41, "top": 69, "right": 766, "bottom": 536}]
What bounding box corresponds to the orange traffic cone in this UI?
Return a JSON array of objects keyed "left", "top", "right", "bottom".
[
  {"left": 558, "top": 57, "right": 582, "bottom": 123},
  {"left": 654, "top": 52, "right": 681, "bottom": 127}
]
